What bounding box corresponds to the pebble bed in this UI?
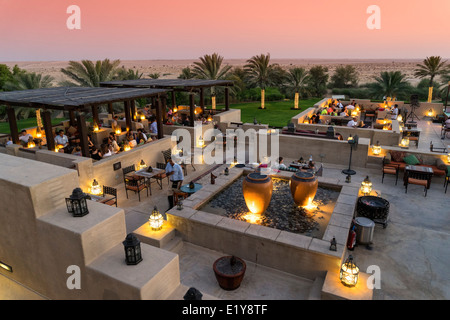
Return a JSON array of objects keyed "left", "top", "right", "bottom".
[{"left": 204, "top": 176, "right": 340, "bottom": 237}]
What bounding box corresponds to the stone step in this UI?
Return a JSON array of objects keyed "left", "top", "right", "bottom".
[
  {"left": 162, "top": 236, "right": 184, "bottom": 254},
  {"left": 307, "top": 276, "right": 325, "bottom": 300},
  {"left": 133, "top": 222, "right": 177, "bottom": 248}
]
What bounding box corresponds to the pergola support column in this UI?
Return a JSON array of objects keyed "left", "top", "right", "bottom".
[
  {"left": 108, "top": 102, "right": 114, "bottom": 116},
  {"left": 130, "top": 100, "right": 136, "bottom": 120},
  {"left": 69, "top": 110, "right": 77, "bottom": 127},
  {"left": 171, "top": 91, "right": 176, "bottom": 110},
  {"left": 6, "top": 106, "right": 20, "bottom": 144},
  {"left": 189, "top": 93, "right": 195, "bottom": 127},
  {"left": 161, "top": 95, "right": 167, "bottom": 123},
  {"left": 42, "top": 110, "right": 55, "bottom": 152},
  {"left": 124, "top": 100, "right": 132, "bottom": 132},
  {"left": 225, "top": 87, "right": 230, "bottom": 111},
  {"left": 77, "top": 113, "right": 90, "bottom": 157},
  {"left": 91, "top": 105, "right": 100, "bottom": 128},
  {"left": 155, "top": 97, "right": 164, "bottom": 139}
]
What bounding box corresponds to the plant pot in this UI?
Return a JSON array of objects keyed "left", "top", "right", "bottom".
[
  {"left": 290, "top": 171, "right": 318, "bottom": 207},
  {"left": 213, "top": 256, "right": 246, "bottom": 290},
  {"left": 242, "top": 173, "right": 273, "bottom": 215}
]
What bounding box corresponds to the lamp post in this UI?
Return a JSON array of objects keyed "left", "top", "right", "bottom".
[{"left": 342, "top": 135, "right": 358, "bottom": 180}]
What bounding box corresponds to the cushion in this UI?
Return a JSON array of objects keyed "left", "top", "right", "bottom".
[
  {"left": 390, "top": 151, "right": 406, "bottom": 162},
  {"left": 436, "top": 158, "right": 447, "bottom": 170},
  {"left": 408, "top": 178, "right": 428, "bottom": 187},
  {"left": 403, "top": 154, "right": 420, "bottom": 165}
]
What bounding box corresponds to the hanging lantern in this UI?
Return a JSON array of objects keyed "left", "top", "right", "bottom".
[
  {"left": 138, "top": 159, "right": 147, "bottom": 170},
  {"left": 340, "top": 255, "right": 359, "bottom": 287},
  {"left": 372, "top": 141, "right": 381, "bottom": 155},
  {"left": 360, "top": 176, "right": 373, "bottom": 196},
  {"left": 90, "top": 179, "right": 102, "bottom": 195},
  {"left": 149, "top": 206, "right": 164, "bottom": 231},
  {"left": 66, "top": 188, "right": 89, "bottom": 217},
  {"left": 122, "top": 233, "right": 143, "bottom": 265}
]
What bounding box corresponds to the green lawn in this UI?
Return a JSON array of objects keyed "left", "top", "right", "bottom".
[
  {"left": 0, "top": 118, "right": 66, "bottom": 134},
  {"left": 208, "top": 98, "right": 321, "bottom": 128}
]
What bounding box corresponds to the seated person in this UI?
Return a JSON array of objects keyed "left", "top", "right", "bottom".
[
  {"left": 347, "top": 117, "right": 358, "bottom": 128},
  {"left": 71, "top": 146, "right": 82, "bottom": 156},
  {"left": 111, "top": 115, "right": 119, "bottom": 130},
  {"left": 67, "top": 125, "right": 80, "bottom": 144},
  {"left": 6, "top": 136, "right": 13, "bottom": 146},
  {"left": 100, "top": 143, "right": 113, "bottom": 157},
  {"left": 90, "top": 146, "right": 103, "bottom": 160},
  {"left": 346, "top": 103, "right": 355, "bottom": 110},
  {"left": 340, "top": 108, "right": 349, "bottom": 117},
  {"left": 320, "top": 108, "right": 328, "bottom": 115},
  {"left": 55, "top": 130, "right": 70, "bottom": 152},
  {"left": 136, "top": 132, "right": 147, "bottom": 145},
  {"left": 126, "top": 132, "right": 137, "bottom": 148},
  {"left": 108, "top": 136, "right": 120, "bottom": 153},
  {"left": 357, "top": 120, "right": 368, "bottom": 128},
  {"left": 87, "top": 134, "right": 95, "bottom": 151},
  {"left": 19, "top": 130, "right": 33, "bottom": 146},
  {"left": 274, "top": 157, "right": 287, "bottom": 170}
]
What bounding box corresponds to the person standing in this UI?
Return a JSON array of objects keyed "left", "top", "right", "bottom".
[
  {"left": 150, "top": 116, "right": 158, "bottom": 139},
  {"left": 165, "top": 158, "right": 184, "bottom": 209}
]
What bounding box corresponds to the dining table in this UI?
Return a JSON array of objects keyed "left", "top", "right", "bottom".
[{"left": 133, "top": 167, "right": 165, "bottom": 190}]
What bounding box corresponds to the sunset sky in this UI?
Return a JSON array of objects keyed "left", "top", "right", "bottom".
[{"left": 0, "top": 0, "right": 449, "bottom": 61}]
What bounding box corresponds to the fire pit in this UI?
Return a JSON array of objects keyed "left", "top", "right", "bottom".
[
  {"left": 213, "top": 256, "right": 246, "bottom": 290},
  {"left": 356, "top": 196, "right": 389, "bottom": 228}
]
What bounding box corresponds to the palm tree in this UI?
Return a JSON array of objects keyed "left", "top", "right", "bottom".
[
  {"left": 191, "top": 53, "right": 232, "bottom": 109},
  {"left": 3, "top": 72, "right": 55, "bottom": 121},
  {"left": 414, "top": 56, "right": 448, "bottom": 102},
  {"left": 148, "top": 72, "right": 160, "bottom": 79},
  {"left": 114, "top": 67, "right": 143, "bottom": 80},
  {"left": 286, "top": 67, "right": 310, "bottom": 109},
  {"left": 178, "top": 67, "right": 195, "bottom": 79},
  {"left": 59, "top": 58, "right": 121, "bottom": 87},
  {"left": 367, "top": 71, "right": 411, "bottom": 100},
  {"left": 244, "top": 53, "right": 276, "bottom": 109}
]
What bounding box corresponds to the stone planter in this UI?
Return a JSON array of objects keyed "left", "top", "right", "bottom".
[
  {"left": 213, "top": 256, "right": 246, "bottom": 290},
  {"left": 242, "top": 173, "right": 273, "bottom": 215},
  {"left": 290, "top": 171, "right": 318, "bottom": 207}
]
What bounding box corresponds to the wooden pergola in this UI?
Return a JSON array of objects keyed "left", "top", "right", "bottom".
[
  {"left": 100, "top": 79, "right": 234, "bottom": 126},
  {"left": 0, "top": 86, "right": 167, "bottom": 157}
]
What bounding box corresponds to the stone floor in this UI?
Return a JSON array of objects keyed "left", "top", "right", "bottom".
[{"left": 2, "top": 118, "right": 449, "bottom": 300}]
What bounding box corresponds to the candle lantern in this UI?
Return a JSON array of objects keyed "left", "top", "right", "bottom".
[
  {"left": 340, "top": 255, "right": 359, "bottom": 287},
  {"left": 66, "top": 188, "right": 89, "bottom": 217},
  {"left": 372, "top": 141, "right": 381, "bottom": 155},
  {"left": 138, "top": 159, "right": 147, "bottom": 170},
  {"left": 91, "top": 179, "right": 102, "bottom": 195},
  {"left": 122, "top": 233, "right": 142, "bottom": 265},
  {"left": 177, "top": 200, "right": 184, "bottom": 210},
  {"left": 224, "top": 167, "right": 229, "bottom": 176},
  {"left": 400, "top": 137, "right": 410, "bottom": 149},
  {"left": 149, "top": 206, "right": 164, "bottom": 231},
  {"left": 329, "top": 237, "right": 337, "bottom": 251},
  {"left": 360, "top": 176, "right": 373, "bottom": 196}
]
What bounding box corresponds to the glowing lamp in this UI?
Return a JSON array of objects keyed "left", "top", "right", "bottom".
[
  {"left": 340, "top": 255, "right": 359, "bottom": 287},
  {"left": 447, "top": 153, "right": 450, "bottom": 163},
  {"left": 27, "top": 141, "right": 36, "bottom": 148},
  {"left": 138, "top": 159, "right": 147, "bottom": 170},
  {"left": 35, "top": 127, "right": 43, "bottom": 138},
  {"left": 115, "top": 128, "right": 122, "bottom": 135},
  {"left": 400, "top": 137, "right": 410, "bottom": 149},
  {"left": 197, "top": 136, "right": 205, "bottom": 148},
  {"left": 93, "top": 123, "right": 99, "bottom": 132},
  {"left": 347, "top": 134, "right": 354, "bottom": 142},
  {"left": 303, "top": 117, "right": 310, "bottom": 124},
  {"left": 149, "top": 206, "right": 164, "bottom": 231},
  {"left": 207, "top": 116, "right": 213, "bottom": 122},
  {"left": 360, "top": 176, "right": 373, "bottom": 196},
  {"left": 66, "top": 188, "right": 89, "bottom": 217},
  {"left": 427, "top": 109, "right": 433, "bottom": 117},
  {"left": 173, "top": 107, "right": 178, "bottom": 113},
  {"left": 55, "top": 144, "right": 63, "bottom": 152},
  {"left": 397, "top": 114, "right": 403, "bottom": 123},
  {"left": 0, "top": 260, "right": 13, "bottom": 273},
  {"left": 123, "top": 142, "right": 131, "bottom": 152},
  {"left": 91, "top": 179, "right": 102, "bottom": 195},
  {"left": 372, "top": 141, "right": 381, "bottom": 155},
  {"left": 122, "top": 233, "right": 142, "bottom": 265},
  {"left": 140, "top": 115, "right": 146, "bottom": 120},
  {"left": 351, "top": 110, "right": 358, "bottom": 117}
]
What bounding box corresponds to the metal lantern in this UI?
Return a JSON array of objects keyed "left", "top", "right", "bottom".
[
  {"left": 400, "top": 137, "right": 410, "bottom": 149},
  {"left": 360, "top": 176, "right": 373, "bottom": 196},
  {"left": 91, "top": 179, "right": 101, "bottom": 195},
  {"left": 340, "top": 255, "right": 359, "bottom": 287},
  {"left": 329, "top": 237, "right": 337, "bottom": 251},
  {"left": 66, "top": 188, "right": 89, "bottom": 217},
  {"left": 177, "top": 199, "right": 184, "bottom": 210},
  {"left": 149, "top": 206, "right": 164, "bottom": 231},
  {"left": 138, "top": 159, "right": 147, "bottom": 170},
  {"left": 122, "top": 233, "right": 142, "bottom": 265},
  {"left": 372, "top": 141, "right": 381, "bottom": 155},
  {"left": 224, "top": 167, "right": 229, "bottom": 176}
]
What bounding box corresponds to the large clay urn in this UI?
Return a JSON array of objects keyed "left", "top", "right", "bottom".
[
  {"left": 290, "top": 171, "right": 318, "bottom": 207},
  {"left": 242, "top": 173, "right": 273, "bottom": 215}
]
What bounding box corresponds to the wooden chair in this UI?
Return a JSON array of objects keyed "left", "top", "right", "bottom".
[
  {"left": 444, "top": 167, "right": 449, "bottom": 194},
  {"left": 123, "top": 165, "right": 149, "bottom": 201},
  {"left": 152, "top": 162, "right": 170, "bottom": 189},
  {"left": 173, "top": 189, "right": 189, "bottom": 206},
  {"left": 440, "top": 123, "right": 450, "bottom": 139},
  {"left": 101, "top": 186, "right": 117, "bottom": 207},
  {"left": 161, "top": 149, "right": 172, "bottom": 163},
  {"left": 405, "top": 171, "right": 429, "bottom": 197},
  {"left": 382, "top": 162, "right": 400, "bottom": 185}
]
